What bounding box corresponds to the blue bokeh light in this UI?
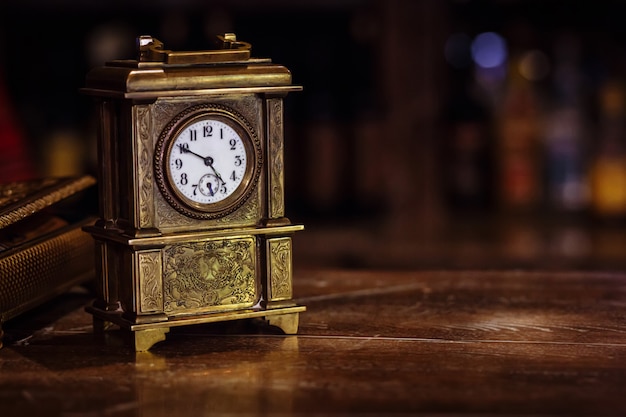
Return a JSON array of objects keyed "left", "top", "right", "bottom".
[{"left": 471, "top": 32, "right": 508, "bottom": 69}]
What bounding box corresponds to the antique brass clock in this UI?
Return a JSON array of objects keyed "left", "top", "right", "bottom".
[{"left": 82, "top": 34, "right": 304, "bottom": 351}]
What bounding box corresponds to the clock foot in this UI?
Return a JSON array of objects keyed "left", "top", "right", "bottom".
[
  {"left": 266, "top": 312, "right": 300, "bottom": 334},
  {"left": 90, "top": 312, "right": 169, "bottom": 351},
  {"left": 132, "top": 328, "right": 169, "bottom": 352}
]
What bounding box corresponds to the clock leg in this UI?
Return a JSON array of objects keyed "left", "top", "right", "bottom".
[
  {"left": 92, "top": 316, "right": 115, "bottom": 334},
  {"left": 92, "top": 316, "right": 126, "bottom": 347},
  {"left": 132, "top": 328, "right": 169, "bottom": 352},
  {"left": 266, "top": 312, "right": 300, "bottom": 335}
]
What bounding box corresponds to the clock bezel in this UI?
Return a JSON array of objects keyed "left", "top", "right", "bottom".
[{"left": 154, "top": 103, "right": 262, "bottom": 220}]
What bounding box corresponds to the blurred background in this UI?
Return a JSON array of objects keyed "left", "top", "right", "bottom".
[{"left": 2, "top": 0, "right": 626, "bottom": 270}]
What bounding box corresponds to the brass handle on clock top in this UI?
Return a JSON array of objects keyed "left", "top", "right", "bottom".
[{"left": 138, "top": 33, "right": 252, "bottom": 65}]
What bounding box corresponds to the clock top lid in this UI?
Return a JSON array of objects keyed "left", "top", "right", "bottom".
[{"left": 83, "top": 34, "right": 301, "bottom": 98}]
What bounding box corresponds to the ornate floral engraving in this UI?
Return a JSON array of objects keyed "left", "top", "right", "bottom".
[
  {"left": 153, "top": 99, "right": 187, "bottom": 133},
  {"left": 135, "top": 105, "right": 154, "bottom": 228},
  {"left": 155, "top": 192, "right": 197, "bottom": 229},
  {"left": 215, "top": 194, "right": 260, "bottom": 225},
  {"left": 268, "top": 237, "right": 292, "bottom": 301},
  {"left": 138, "top": 251, "right": 163, "bottom": 313},
  {"left": 267, "top": 99, "right": 285, "bottom": 218},
  {"left": 235, "top": 95, "right": 263, "bottom": 132},
  {"left": 163, "top": 237, "right": 257, "bottom": 314}
]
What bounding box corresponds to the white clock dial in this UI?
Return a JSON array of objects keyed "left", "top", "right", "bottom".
[{"left": 167, "top": 118, "right": 248, "bottom": 206}]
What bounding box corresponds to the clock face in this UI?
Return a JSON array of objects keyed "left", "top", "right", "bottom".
[
  {"left": 168, "top": 119, "right": 247, "bottom": 204},
  {"left": 155, "top": 105, "right": 261, "bottom": 219}
]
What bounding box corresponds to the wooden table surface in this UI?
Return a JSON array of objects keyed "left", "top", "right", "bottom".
[{"left": 2, "top": 268, "right": 626, "bottom": 416}]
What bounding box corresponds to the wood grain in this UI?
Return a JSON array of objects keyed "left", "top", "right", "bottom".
[{"left": 2, "top": 269, "right": 626, "bottom": 416}]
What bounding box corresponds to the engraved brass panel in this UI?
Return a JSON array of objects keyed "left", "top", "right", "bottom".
[
  {"left": 152, "top": 95, "right": 264, "bottom": 232},
  {"left": 134, "top": 105, "right": 155, "bottom": 229},
  {"left": 153, "top": 104, "right": 261, "bottom": 220},
  {"left": 267, "top": 99, "right": 285, "bottom": 218},
  {"left": 267, "top": 237, "right": 293, "bottom": 301},
  {"left": 163, "top": 236, "right": 257, "bottom": 315},
  {"left": 138, "top": 250, "right": 163, "bottom": 313}
]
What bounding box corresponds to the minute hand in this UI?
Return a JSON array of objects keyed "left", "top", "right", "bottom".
[{"left": 205, "top": 159, "right": 225, "bottom": 185}]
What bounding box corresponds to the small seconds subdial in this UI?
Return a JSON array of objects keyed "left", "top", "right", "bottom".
[
  {"left": 197, "top": 173, "right": 221, "bottom": 197},
  {"left": 167, "top": 118, "right": 248, "bottom": 206}
]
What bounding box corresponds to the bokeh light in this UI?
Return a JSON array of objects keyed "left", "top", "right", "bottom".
[
  {"left": 519, "top": 49, "right": 551, "bottom": 81},
  {"left": 471, "top": 32, "right": 507, "bottom": 69}
]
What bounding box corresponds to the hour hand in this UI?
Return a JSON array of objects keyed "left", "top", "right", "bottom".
[
  {"left": 178, "top": 145, "right": 207, "bottom": 162},
  {"left": 179, "top": 145, "right": 224, "bottom": 182},
  {"left": 179, "top": 145, "right": 217, "bottom": 169}
]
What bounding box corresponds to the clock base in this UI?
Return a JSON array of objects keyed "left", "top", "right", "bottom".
[{"left": 87, "top": 304, "right": 306, "bottom": 351}]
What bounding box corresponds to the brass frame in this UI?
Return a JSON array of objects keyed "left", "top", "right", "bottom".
[{"left": 154, "top": 104, "right": 262, "bottom": 219}]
